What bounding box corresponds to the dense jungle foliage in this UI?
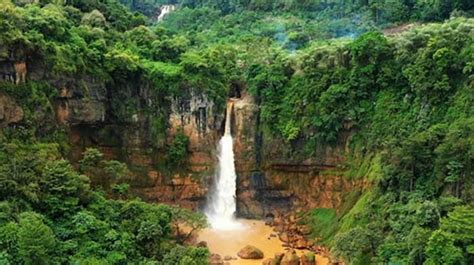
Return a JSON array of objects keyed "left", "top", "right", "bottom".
[{"left": 0, "top": 0, "right": 473, "bottom": 264}]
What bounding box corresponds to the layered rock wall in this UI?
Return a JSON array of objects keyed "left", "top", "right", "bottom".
[
  {"left": 0, "top": 93, "right": 24, "bottom": 128},
  {"left": 0, "top": 52, "right": 361, "bottom": 215},
  {"left": 231, "top": 92, "right": 362, "bottom": 218}
]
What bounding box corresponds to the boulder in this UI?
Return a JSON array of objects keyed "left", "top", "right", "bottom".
[
  {"left": 279, "top": 232, "right": 290, "bottom": 243},
  {"left": 273, "top": 216, "right": 283, "bottom": 226},
  {"left": 295, "top": 239, "right": 307, "bottom": 249},
  {"left": 281, "top": 250, "right": 300, "bottom": 265},
  {"left": 262, "top": 258, "right": 276, "bottom": 265},
  {"left": 210, "top": 253, "right": 224, "bottom": 265},
  {"left": 275, "top": 225, "right": 285, "bottom": 232},
  {"left": 237, "top": 245, "right": 264, "bottom": 259},
  {"left": 289, "top": 215, "right": 296, "bottom": 223},
  {"left": 197, "top": 241, "right": 208, "bottom": 248},
  {"left": 224, "top": 255, "right": 235, "bottom": 261},
  {"left": 274, "top": 252, "right": 285, "bottom": 263},
  {"left": 301, "top": 253, "right": 316, "bottom": 265}
]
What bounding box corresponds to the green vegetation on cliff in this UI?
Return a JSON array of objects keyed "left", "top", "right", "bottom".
[
  {"left": 0, "top": 143, "right": 208, "bottom": 263},
  {"left": 0, "top": 0, "right": 473, "bottom": 264},
  {"left": 264, "top": 19, "right": 473, "bottom": 264}
]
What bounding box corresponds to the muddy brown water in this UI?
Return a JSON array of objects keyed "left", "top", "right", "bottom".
[{"left": 197, "top": 219, "right": 329, "bottom": 265}]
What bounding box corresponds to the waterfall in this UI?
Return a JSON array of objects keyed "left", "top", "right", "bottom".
[
  {"left": 206, "top": 100, "right": 243, "bottom": 230},
  {"left": 157, "top": 5, "right": 175, "bottom": 22}
]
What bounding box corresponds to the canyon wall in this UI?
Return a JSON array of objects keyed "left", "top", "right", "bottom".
[
  {"left": 64, "top": 85, "right": 224, "bottom": 211},
  {"left": 0, "top": 54, "right": 362, "bottom": 216},
  {"left": 231, "top": 92, "right": 363, "bottom": 218}
]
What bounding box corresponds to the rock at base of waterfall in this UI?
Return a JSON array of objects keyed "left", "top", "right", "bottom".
[
  {"left": 263, "top": 258, "right": 278, "bottom": 265},
  {"left": 295, "top": 239, "right": 307, "bottom": 249},
  {"left": 197, "top": 241, "right": 207, "bottom": 248},
  {"left": 301, "top": 252, "right": 316, "bottom": 265},
  {"left": 279, "top": 232, "right": 289, "bottom": 243},
  {"left": 262, "top": 252, "right": 286, "bottom": 265},
  {"left": 237, "top": 245, "right": 264, "bottom": 259},
  {"left": 274, "top": 252, "right": 285, "bottom": 263},
  {"left": 281, "top": 250, "right": 300, "bottom": 265},
  {"left": 210, "top": 253, "right": 224, "bottom": 265},
  {"left": 224, "top": 255, "right": 236, "bottom": 261}
]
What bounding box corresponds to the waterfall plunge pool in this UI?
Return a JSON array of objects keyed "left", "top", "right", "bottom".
[
  {"left": 200, "top": 100, "right": 329, "bottom": 264},
  {"left": 197, "top": 219, "right": 329, "bottom": 265}
]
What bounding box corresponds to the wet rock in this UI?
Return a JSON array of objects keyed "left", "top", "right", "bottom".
[
  {"left": 262, "top": 252, "right": 285, "bottom": 265},
  {"left": 295, "top": 239, "right": 307, "bottom": 249},
  {"left": 262, "top": 258, "right": 275, "bottom": 265},
  {"left": 224, "top": 255, "right": 235, "bottom": 261},
  {"left": 281, "top": 250, "right": 300, "bottom": 265},
  {"left": 197, "top": 241, "right": 207, "bottom": 248},
  {"left": 289, "top": 215, "right": 296, "bottom": 223},
  {"left": 210, "top": 253, "right": 224, "bottom": 265},
  {"left": 237, "top": 245, "right": 264, "bottom": 259},
  {"left": 300, "top": 253, "right": 315, "bottom": 265},
  {"left": 273, "top": 216, "right": 283, "bottom": 226},
  {"left": 279, "top": 232, "right": 289, "bottom": 243},
  {"left": 275, "top": 225, "right": 285, "bottom": 233},
  {"left": 265, "top": 213, "right": 275, "bottom": 226},
  {"left": 274, "top": 252, "right": 285, "bottom": 263}
]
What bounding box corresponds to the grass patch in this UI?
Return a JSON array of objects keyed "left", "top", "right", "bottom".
[
  {"left": 338, "top": 190, "right": 363, "bottom": 217},
  {"left": 338, "top": 191, "right": 373, "bottom": 233},
  {"left": 305, "top": 208, "right": 338, "bottom": 245}
]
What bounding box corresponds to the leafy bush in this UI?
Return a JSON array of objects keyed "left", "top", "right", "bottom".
[{"left": 167, "top": 131, "right": 189, "bottom": 166}]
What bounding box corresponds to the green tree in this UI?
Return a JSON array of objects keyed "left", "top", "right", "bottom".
[
  {"left": 170, "top": 206, "right": 207, "bottom": 243},
  {"left": 81, "top": 9, "right": 107, "bottom": 28},
  {"left": 425, "top": 230, "right": 464, "bottom": 265},
  {"left": 424, "top": 206, "right": 474, "bottom": 264},
  {"left": 39, "top": 160, "right": 90, "bottom": 218},
  {"left": 160, "top": 245, "right": 209, "bottom": 265},
  {"left": 0, "top": 222, "right": 19, "bottom": 263},
  {"left": 333, "top": 226, "right": 380, "bottom": 264},
  {"left": 17, "top": 212, "right": 56, "bottom": 265},
  {"left": 79, "top": 148, "right": 103, "bottom": 170}
]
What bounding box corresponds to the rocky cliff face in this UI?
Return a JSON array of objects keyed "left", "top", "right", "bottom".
[
  {"left": 0, "top": 93, "right": 24, "bottom": 128},
  {"left": 133, "top": 89, "right": 224, "bottom": 210},
  {"left": 66, "top": 86, "right": 224, "bottom": 211},
  {"left": 231, "top": 92, "right": 363, "bottom": 218},
  {"left": 0, "top": 52, "right": 219, "bottom": 210},
  {"left": 0, "top": 52, "right": 361, "bottom": 216},
  {"left": 167, "top": 89, "right": 224, "bottom": 173}
]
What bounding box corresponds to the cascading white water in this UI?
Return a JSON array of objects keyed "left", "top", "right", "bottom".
[
  {"left": 205, "top": 100, "right": 243, "bottom": 230},
  {"left": 157, "top": 5, "right": 175, "bottom": 22}
]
